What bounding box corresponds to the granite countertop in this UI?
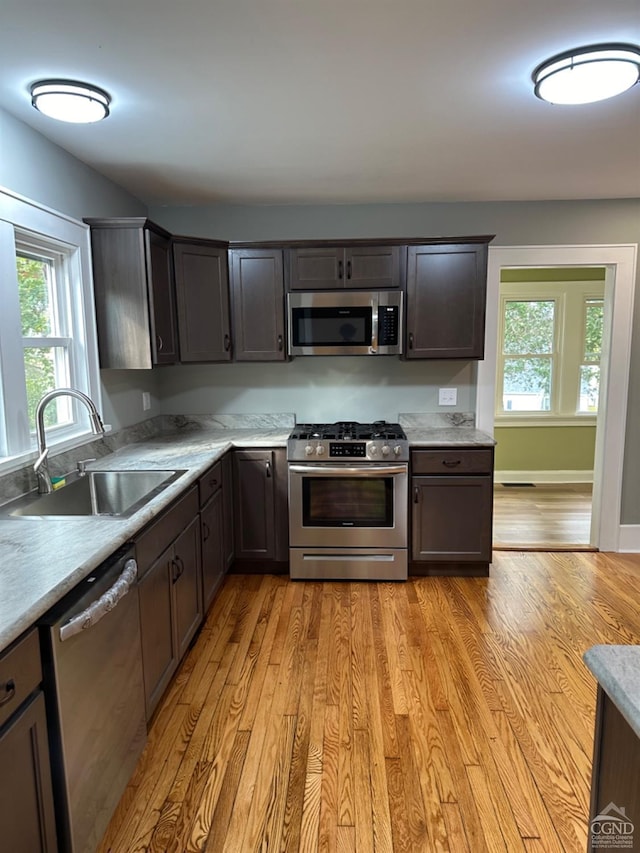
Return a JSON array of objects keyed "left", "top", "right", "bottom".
[
  {"left": 584, "top": 645, "right": 640, "bottom": 739},
  {"left": 0, "top": 411, "right": 495, "bottom": 654}
]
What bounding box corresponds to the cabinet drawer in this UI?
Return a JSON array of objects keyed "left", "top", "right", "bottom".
[
  {"left": 0, "top": 629, "right": 42, "bottom": 729},
  {"left": 136, "top": 486, "right": 199, "bottom": 576},
  {"left": 198, "top": 460, "right": 223, "bottom": 507},
  {"left": 411, "top": 448, "right": 493, "bottom": 475}
]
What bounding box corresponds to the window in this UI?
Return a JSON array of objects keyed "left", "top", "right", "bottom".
[
  {"left": 0, "top": 188, "right": 101, "bottom": 473},
  {"left": 496, "top": 274, "right": 605, "bottom": 423}
]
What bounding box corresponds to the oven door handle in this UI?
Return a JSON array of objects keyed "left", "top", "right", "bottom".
[{"left": 288, "top": 464, "right": 407, "bottom": 477}]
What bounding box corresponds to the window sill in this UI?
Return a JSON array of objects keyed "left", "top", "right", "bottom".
[{"left": 494, "top": 416, "right": 597, "bottom": 428}]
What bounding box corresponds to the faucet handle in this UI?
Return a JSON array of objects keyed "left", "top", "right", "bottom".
[{"left": 77, "top": 458, "right": 96, "bottom": 475}]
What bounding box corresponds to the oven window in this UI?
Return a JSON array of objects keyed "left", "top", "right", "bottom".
[
  {"left": 302, "top": 476, "right": 394, "bottom": 527},
  {"left": 292, "top": 307, "right": 371, "bottom": 346}
]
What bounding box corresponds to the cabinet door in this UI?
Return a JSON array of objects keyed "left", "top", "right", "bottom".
[
  {"left": 345, "top": 246, "right": 402, "bottom": 289},
  {"left": 138, "top": 546, "right": 177, "bottom": 720},
  {"left": 174, "top": 242, "right": 231, "bottom": 362},
  {"left": 233, "top": 450, "right": 276, "bottom": 559},
  {"left": 221, "top": 452, "right": 235, "bottom": 570},
  {"left": 172, "top": 516, "right": 203, "bottom": 659},
  {"left": 406, "top": 244, "right": 488, "bottom": 359},
  {"left": 412, "top": 475, "right": 493, "bottom": 561},
  {"left": 289, "top": 247, "right": 344, "bottom": 289},
  {"left": 201, "top": 489, "right": 224, "bottom": 612},
  {"left": 146, "top": 228, "right": 179, "bottom": 364},
  {"left": 230, "top": 249, "right": 286, "bottom": 361},
  {"left": 0, "top": 692, "right": 58, "bottom": 853}
]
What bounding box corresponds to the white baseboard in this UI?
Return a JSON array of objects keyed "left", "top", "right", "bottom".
[
  {"left": 618, "top": 526, "right": 640, "bottom": 553},
  {"left": 495, "top": 470, "right": 593, "bottom": 484}
]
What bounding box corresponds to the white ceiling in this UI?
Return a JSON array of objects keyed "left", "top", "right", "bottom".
[{"left": 1, "top": 0, "right": 639, "bottom": 207}]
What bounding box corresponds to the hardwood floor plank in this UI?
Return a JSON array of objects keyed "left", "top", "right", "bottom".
[{"left": 98, "top": 551, "right": 640, "bottom": 853}]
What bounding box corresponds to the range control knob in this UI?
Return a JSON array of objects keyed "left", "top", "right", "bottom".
[
  {"left": 393, "top": 445, "right": 402, "bottom": 456},
  {"left": 369, "top": 445, "right": 378, "bottom": 456},
  {"left": 305, "top": 444, "right": 314, "bottom": 456},
  {"left": 382, "top": 445, "right": 390, "bottom": 456},
  {"left": 315, "top": 445, "right": 325, "bottom": 456}
]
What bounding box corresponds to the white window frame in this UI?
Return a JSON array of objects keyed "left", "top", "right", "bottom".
[
  {"left": 0, "top": 186, "right": 101, "bottom": 474},
  {"left": 495, "top": 279, "right": 605, "bottom": 426}
]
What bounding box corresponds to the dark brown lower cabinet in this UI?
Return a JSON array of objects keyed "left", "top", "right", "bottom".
[
  {"left": 233, "top": 449, "right": 288, "bottom": 569},
  {"left": 200, "top": 487, "right": 224, "bottom": 612},
  {"left": 0, "top": 693, "right": 57, "bottom": 853},
  {"left": 136, "top": 487, "right": 203, "bottom": 721},
  {"left": 410, "top": 448, "right": 494, "bottom": 576},
  {"left": 588, "top": 686, "right": 640, "bottom": 853}
]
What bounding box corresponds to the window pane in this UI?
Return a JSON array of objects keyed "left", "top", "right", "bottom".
[
  {"left": 24, "top": 346, "right": 70, "bottom": 428},
  {"left": 503, "top": 357, "right": 552, "bottom": 411},
  {"left": 503, "top": 300, "right": 554, "bottom": 355},
  {"left": 17, "top": 254, "right": 55, "bottom": 336},
  {"left": 579, "top": 365, "right": 600, "bottom": 413},
  {"left": 584, "top": 299, "right": 603, "bottom": 362}
]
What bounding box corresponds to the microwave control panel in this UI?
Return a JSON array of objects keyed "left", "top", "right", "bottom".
[{"left": 378, "top": 305, "right": 399, "bottom": 346}]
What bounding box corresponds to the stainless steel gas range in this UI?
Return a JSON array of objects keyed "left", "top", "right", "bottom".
[{"left": 287, "top": 421, "right": 409, "bottom": 580}]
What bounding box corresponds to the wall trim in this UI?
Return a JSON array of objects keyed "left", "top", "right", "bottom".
[
  {"left": 495, "top": 470, "right": 593, "bottom": 484},
  {"left": 618, "top": 526, "right": 640, "bottom": 554}
]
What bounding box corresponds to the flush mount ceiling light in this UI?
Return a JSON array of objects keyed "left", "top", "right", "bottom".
[
  {"left": 30, "top": 79, "right": 111, "bottom": 123},
  {"left": 533, "top": 43, "right": 640, "bottom": 105}
]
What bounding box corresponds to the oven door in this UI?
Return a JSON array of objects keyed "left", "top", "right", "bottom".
[{"left": 288, "top": 463, "right": 408, "bottom": 549}]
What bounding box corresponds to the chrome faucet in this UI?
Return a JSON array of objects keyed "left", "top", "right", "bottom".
[{"left": 34, "top": 388, "right": 106, "bottom": 494}]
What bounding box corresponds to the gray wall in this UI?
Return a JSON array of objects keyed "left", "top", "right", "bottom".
[
  {"left": 150, "top": 199, "right": 640, "bottom": 525},
  {"left": 0, "top": 107, "right": 155, "bottom": 430}
]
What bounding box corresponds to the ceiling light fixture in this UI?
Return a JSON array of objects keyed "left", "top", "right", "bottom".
[
  {"left": 30, "top": 79, "right": 111, "bottom": 123},
  {"left": 532, "top": 43, "right": 640, "bottom": 105}
]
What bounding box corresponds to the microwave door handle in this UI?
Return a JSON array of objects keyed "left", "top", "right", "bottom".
[{"left": 370, "top": 296, "right": 378, "bottom": 353}]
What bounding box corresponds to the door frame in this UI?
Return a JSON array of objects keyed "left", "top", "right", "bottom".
[{"left": 477, "top": 244, "right": 637, "bottom": 551}]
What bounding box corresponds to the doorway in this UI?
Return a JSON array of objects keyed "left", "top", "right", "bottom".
[
  {"left": 477, "top": 244, "right": 637, "bottom": 552},
  {"left": 492, "top": 266, "right": 603, "bottom": 549}
]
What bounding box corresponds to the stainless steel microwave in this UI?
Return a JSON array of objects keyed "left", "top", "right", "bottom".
[{"left": 287, "top": 290, "right": 403, "bottom": 356}]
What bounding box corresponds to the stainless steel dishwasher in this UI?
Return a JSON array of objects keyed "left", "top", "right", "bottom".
[{"left": 39, "top": 545, "right": 146, "bottom": 853}]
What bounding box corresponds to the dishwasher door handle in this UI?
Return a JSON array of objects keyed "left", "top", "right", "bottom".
[{"left": 59, "top": 558, "right": 138, "bottom": 642}]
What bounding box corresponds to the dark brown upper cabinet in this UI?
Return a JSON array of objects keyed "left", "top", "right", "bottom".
[
  {"left": 288, "top": 245, "right": 402, "bottom": 290},
  {"left": 85, "top": 218, "right": 179, "bottom": 368},
  {"left": 229, "top": 248, "right": 286, "bottom": 361},
  {"left": 405, "top": 242, "right": 489, "bottom": 359},
  {"left": 173, "top": 239, "right": 231, "bottom": 362}
]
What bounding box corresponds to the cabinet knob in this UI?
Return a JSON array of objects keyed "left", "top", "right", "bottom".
[
  {"left": 277, "top": 334, "right": 283, "bottom": 351},
  {"left": 408, "top": 332, "right": 414, "bottom": 350}
]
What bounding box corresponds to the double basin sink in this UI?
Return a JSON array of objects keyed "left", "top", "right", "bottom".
[{"left": 5, "top": 469, "right": 186, "bottom": 519}]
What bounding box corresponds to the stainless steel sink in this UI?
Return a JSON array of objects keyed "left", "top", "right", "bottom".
[{"left": 8, "top": 469, "right": 186, "bottom": 518}]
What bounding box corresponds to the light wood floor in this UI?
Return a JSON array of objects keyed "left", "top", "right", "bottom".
[
  {"left": 99, "top": 551, "right": 640, "bottom": 852},
  {"left": 493, "top": 483, "right": 593, "bottom": 550}
]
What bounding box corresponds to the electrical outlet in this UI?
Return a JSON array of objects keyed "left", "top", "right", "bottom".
[
  {"left": 142, "top": 391, "right": 151, "bottom": 411},
  {"left": 438, "top": 387, "right": 457, "bottom": 406}
]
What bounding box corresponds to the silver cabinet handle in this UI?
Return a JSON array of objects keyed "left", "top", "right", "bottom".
[
  {"left": 59, "top": 559, "right": 138, "bottom": 642},
  {"left": 157, "top": 334, "right": 164, "bottom": 352},
  {"left": 277, "top": 334, "right": 283, "bottom": 352},
  {"left": 266, "top": 461, "right": 271, "bottom": 478}
]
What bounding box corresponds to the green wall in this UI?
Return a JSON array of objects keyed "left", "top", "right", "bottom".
[{"left": 494, "top": 426, "right": 596, "bottom": 472}]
